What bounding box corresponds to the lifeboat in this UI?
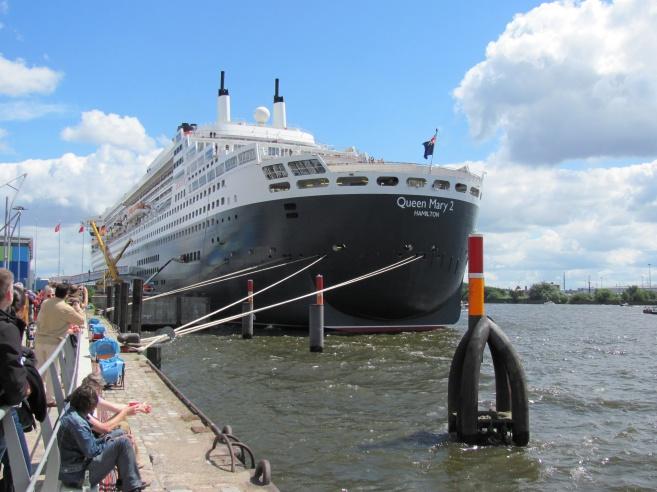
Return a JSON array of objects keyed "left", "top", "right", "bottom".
[{"left": 127, "top": 202, "right": 150, "bottom": 223}]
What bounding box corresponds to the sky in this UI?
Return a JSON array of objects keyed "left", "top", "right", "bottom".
[{"left": 1, "top": 0, "right": 656, "bottom": 290}]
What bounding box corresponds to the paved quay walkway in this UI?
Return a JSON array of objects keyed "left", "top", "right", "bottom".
[
  {"left": 107, "top": 352, "right": 277, "bottom": 492},
  {"left": 26, "top": 315, "right": 278, "bottom": 492}
]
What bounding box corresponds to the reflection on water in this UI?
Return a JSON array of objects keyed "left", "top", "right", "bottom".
[{"left": 161, "top": 304, "right": 657, "bottom": 491}]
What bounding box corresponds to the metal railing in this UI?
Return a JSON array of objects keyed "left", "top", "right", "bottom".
[{"left": 0, "top": 332, "right": 81, "bottom": 491}]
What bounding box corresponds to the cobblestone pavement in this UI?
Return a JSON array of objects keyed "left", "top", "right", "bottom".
[{"left": 105, "top": 352, "right": 277, "bottom": 492}]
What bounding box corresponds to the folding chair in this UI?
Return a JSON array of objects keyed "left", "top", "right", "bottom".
[{"left": 90, "top": 338, "right": 125, "bottom": 388}]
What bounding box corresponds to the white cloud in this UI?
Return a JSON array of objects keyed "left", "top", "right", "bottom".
[
  {"left": 61, "top": 110, "right": 156, "bottom": 153},
  {"left": 476, "top": 159, "right": 657, "bottom": 288},
  {"left": 0, "top": 109, "right": 165, "bottom": 277},
  {"left": 0, "top": 1, "right": 8, "bottom": 15},
  {"left": 0, "top": 53, "right": 63, "bottom": 97},
  {"left": 0, "top": 100, "right": 66, "bottom": 121},
  {"left": 454, "top": 0, "right": 657, "bottom": 165}
]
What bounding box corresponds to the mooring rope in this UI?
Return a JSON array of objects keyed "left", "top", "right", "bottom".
[
  {"left": 137, "top": 254, "right": 422, "bottom": 351},
  {"left": 105, "top": 255, "right": 318, "bottom": 312},
  {"left": 139, "top": 255, "right": 326, "bottom": 343}
]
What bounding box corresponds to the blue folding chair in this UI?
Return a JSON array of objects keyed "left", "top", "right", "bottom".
[{"left": 90, "top": 338, "right": 125, "bottom": 388}]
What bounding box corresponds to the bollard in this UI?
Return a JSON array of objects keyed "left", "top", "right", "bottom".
[
  {"left": 242, "top": 279, "right": 254, "bottom": 339},
  {"left": 131, "top": 278, "right": 143, "bottom": 335},
  {"left": 447, "top": 234, "right": 530, "bottom": 446},
  {"left": 309, "top": 274, "right": 324, "bottom": 352},
  {"left": 468, "top": 234, "right": 485, "bottom": 328},
  {"left": 113, "top": 282, "right": 121, "bottom": 325},
  {"left": 119, "top": 281, "right": 129, "bottom": 333},
  {"left": 146, "top": 345, "right": 162, "bottom": 370},
  {"left": 105, "top": 285, "right": 114, "bottom": 317}
]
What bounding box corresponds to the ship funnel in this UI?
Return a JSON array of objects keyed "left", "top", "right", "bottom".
[
  {"left": 217, "top": 70, "right": 231, "bottom": 124},
  {"left": 272, "top": 78, "right": 287, "bottom": 129}
]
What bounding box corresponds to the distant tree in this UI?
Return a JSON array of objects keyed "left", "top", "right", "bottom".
[
  {"left": 510, "top": 286, "right": 524, "bottom": 303},
  {"left": 593, "top": 288, "right": 619, "bottom": 304},
  {"left": 569, "top": 292, "right": 593, "bottom": 304},
  {"left": 485, "top": 286, "right": 509, "bottom": 302},
  {"left": 528, "top": 282, "right": 563, "bottom": 303},
  {"left": 622, "top": 285, "right": 647, "bottom": 303}
]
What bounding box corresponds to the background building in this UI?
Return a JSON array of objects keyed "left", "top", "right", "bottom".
[{"left": 0, "top": 236, "right": 33, "bottom": 286}]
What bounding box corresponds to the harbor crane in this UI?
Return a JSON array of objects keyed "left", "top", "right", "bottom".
[{"left": 89, "top": 220, "right": 132, "bottom": 282}]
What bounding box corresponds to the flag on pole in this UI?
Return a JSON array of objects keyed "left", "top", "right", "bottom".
[
  {"left": 422, "top": 130, "right": 438, "bottom": 160},
  {"left": 54, "top": 224, "right": 61, "bottom": 233},
  {"left": 78, "top": 224, "right": 85, "bottom": 233}
]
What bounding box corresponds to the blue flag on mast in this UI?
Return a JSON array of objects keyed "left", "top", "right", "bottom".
[{"left": 422, "top": 130, "right": 438, "bottom": 159}]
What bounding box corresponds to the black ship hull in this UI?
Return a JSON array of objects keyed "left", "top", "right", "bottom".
[{"left": 133, "top": 192, "right": 478, "bottom": 331}]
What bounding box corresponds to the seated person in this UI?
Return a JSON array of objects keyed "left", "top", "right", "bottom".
[
  {"left": 81, "top": 374, "right": 151, "bottom": 435},
  {"left": 57, "top": 385, "right": 148, "bottom": 491}
]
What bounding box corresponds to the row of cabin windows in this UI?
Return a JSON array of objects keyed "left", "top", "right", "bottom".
[
  {"left": 127, "top": 190, "right": 237, "bottom": 256},
  {"left": 182, "top": 251, "right": 200, "bottom": 262},
  {"left": 137, "top": 254, "right": 159, "bottom": 266},
  {"left": 269, "top": 176, "right": 480, "bottom": 197},
  {"left": 125, "top": 212, "right": 239, "bottom": 260},
  {"left": 133, "top": 178, "right": 230, "bottom": 246}
]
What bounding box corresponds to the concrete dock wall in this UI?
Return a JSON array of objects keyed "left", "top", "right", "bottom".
[{"left": 92, "top": 294, "right": 210, "bottom": 327}]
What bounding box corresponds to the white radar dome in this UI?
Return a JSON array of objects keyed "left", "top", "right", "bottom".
[{"left": 254, "top": 106, "right": 270, "bottom": 125}]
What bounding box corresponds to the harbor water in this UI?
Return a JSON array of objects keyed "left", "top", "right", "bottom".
[{"left": 161, "top": 304, "right": 657, "bottom": 491}]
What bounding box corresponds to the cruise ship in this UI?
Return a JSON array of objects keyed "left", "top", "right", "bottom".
[{"left": 90, "top": 72, "right": 483, "bottom": 331}]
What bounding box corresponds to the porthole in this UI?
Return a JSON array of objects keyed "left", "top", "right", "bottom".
[
  {"left": 377, "top": 176, "right": 398, "bottom": 186},
  {"left": 432, "top": 180, "right": 450, "bottom": 190},
  {"left": 406, "top": 177, "right": 426, "bottom": 188},
  {"left": 337, "top": 176, "right": 368, "bottom": 186},
  {"left": 269, "top": 182, "right": 291, "bottom": 192},
  {"left": 297, "top": 178, "right": 329, "bottom": 189}
]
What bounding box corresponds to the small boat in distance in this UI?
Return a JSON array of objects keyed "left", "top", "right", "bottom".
[{"left": 642, "top": 307, "right": 657, "bottom": 315}]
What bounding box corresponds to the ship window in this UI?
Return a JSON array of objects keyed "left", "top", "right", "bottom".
[
  {"left": 297, "top": 178, "right": 329, "bottom": 189},
  {"left": 433, "top": 180, "right": 450, "bottom": 190},
  {"left": 225, "top": 156, "right": 238, "bottom": 171},
  {"left": 455, "top": 183, "right": 467, "bottom": 193},
  {"left": 337, "top": 176, "right": 368, "bottom": 186},
  {"left": 268, "top": 147, "right": 280, "bottom": 156},
  {"left": 407, "top": 177, "right": 426, "bottom": 188},
  {"left": 269, "top": 182, "right": 290, "bottom": 193},
  {"left": 221, "top": 197, "right": 225, "bottom": 205},
  {"left": 288, "top": 159, "right": 326, "bottom": 176},
  {"left": 470, "top": 187, "right": 480, "bottom": 197},
  {"left": 262, "top": 163, "right": 288, "bottom": 180},
  {"left": 377, "top": 176, "right": 398, "bottom": 186}
]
